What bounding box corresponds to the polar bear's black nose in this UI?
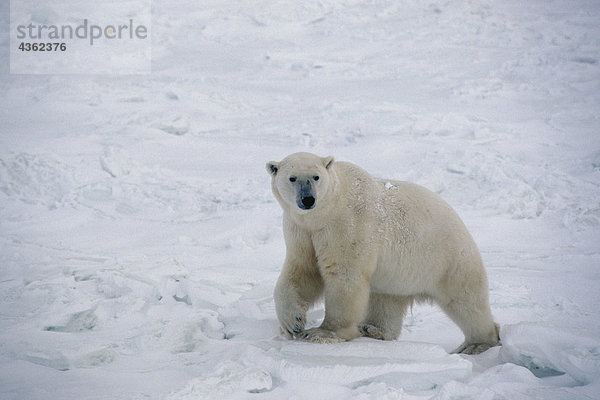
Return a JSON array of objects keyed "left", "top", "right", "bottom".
[{"left": 300, "top": 196, "right": 315, "bottom": 210}]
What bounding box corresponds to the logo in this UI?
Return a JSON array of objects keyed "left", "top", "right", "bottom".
[
  {"left": 16, "top": 19, "right": 148, "bottom": 46},
  {"left": 10, "top": 0, "right": 152, "bottom": 75}
]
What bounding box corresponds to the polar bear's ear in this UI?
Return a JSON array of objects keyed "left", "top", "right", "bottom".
[
  {"left": 266, "top": 161, "right": 279, "bottom": 176},
  {"left": 323, "top": 156, "right": 334, "bottom": 169}
]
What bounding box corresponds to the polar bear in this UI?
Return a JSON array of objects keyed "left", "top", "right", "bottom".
[{"left": 266, "top": 152, "right": 500, "bottom": 355}]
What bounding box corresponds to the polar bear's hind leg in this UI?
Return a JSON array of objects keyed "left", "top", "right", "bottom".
[
  {"left": 359, "top": 293, "right": 412, "bottom": 341},
  {"left": 439, "top": 296, "right": 500, "bottom": 354}
]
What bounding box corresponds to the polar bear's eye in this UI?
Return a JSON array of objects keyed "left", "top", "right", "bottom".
[
  {"left": 289, "top": 177, "right": 297, "bottom": 182},
  {"left": 313, "top": 176, "right": 320, "bottom": 181}
]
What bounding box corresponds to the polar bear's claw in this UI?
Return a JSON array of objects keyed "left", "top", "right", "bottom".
[{"left": 292, "top": 315, "right": 305, "bottom": 333}]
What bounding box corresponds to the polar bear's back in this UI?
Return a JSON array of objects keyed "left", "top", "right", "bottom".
[
  {"left": 332, "top": 164, "right": 483, "bottom": 296},
  {"left": 332, "top": 161, "right": 470, "bottom": 235}
]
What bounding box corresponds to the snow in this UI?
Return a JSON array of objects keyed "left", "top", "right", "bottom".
[{"left": 1, "top": 0, "right": 599, "bottom": 399}]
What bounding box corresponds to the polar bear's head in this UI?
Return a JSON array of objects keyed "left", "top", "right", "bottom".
[{"left": 266, "top": 152, "right": 334, "bottom": 212}]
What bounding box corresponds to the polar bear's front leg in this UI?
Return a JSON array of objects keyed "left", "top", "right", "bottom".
[
  {"left": 300, "top": 262, "right": 371, "bottom": 343},
  {"left": 274, "top": 260, "right": 324, "bottom": 339},
  {"left": 274, "top": 277, "right": 308, "bottom": 339}
]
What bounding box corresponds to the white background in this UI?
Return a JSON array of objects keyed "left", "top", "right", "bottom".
[{"left": 1, "top": 1, "right": 599, "bottom": 399}]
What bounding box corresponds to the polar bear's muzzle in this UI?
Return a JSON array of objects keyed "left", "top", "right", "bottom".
[{"left": 297, "top": 181, "right": 316, "bottom": 210}]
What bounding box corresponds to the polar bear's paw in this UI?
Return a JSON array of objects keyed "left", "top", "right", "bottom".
[
  {"left": 279, "top": 313, "right": 306, "bottom": 339},
  {"left": 452, "top": 341, "right": 498, "bottom": 355},
  {"left": 359, "top": 324, "right": 391, "bottom": 340},
  {"left": 298, "top": 328, "right": 344, "bottom": 344}
]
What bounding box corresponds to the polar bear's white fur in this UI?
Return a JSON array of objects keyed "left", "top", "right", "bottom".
[{"left": 266, "top": 152, "right": 500, "bottom": 354}]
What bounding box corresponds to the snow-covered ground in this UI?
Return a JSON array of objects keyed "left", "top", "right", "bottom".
[{"left": 1, "top": 1, "right": 600, "bottom": 398}]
